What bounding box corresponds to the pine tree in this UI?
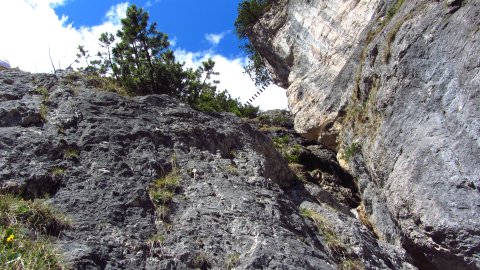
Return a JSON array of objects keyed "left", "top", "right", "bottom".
[
  {"left": 96, "top": 33, "right": 117, "bottom": 78},
  {"left": 234, "top": 0, "right": 273, "bottom": 88},
  {"left": 113, "top": 4, "right": 173, "bottom": 95},
  {"left": 75, "top": 4, "right": 259, "bottom": 118}
]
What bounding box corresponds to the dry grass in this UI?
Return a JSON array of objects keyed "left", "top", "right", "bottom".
[{"left": 0, "top": 193, "right": 70, "bottom": 270}]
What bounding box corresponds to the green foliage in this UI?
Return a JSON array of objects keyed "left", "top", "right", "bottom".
[
  {"left": 63, "top": 148, "right": 79, "bottom": 161},
  {"left": 223, "top": 164, "right": 239, "bottom": 176},
  {"left": 235, "top": 0, "right": 273, "bottom": 88},
  {"left": 147, "top": 233, "right": 166, "bottom": 248},
  {"left": 84, "top": 74, "right": 130, "bottom": 96},
  {"left": 0, "top": 194, "right": 70, "bottom": 234},
  {"left": 0, "top": 194, "right": 69, "bottom": 270},
  {"left": 1, "top": 228, "right": 66, "bottom": 270},
  {"left": 36, "top": 86, "right": 50, "bottom": 122},
  {"left": 258, "top": 113, "right": 290, "bottom": 126},
  {"left": 273, "top": 135, "right": 301, "bottom": 163},
  {"left": 191, "top": 88, "right": 259, "bottom": 118},
  {"left": 149, "top": 165, "right": 180, "bottom": 220},
  {"left": 386, "top": 0, "right": 405, "bottom": 23},
  {"left": 273, "top": 135, "right": 289, "bottom": 146},
  {"left": 341, "top": 259, "right": 365, "bottom": 270},
  {"left": 75, "top": 4, "right": 258, "bottom": 118},
  {"left": 300, "top": 208, "right": 348, "bottom": 257},
  {"left": 112, "top": 5, "right": 176, "bottom": 95},
  {"left": 341, "top": 143, "right": 361, "bottom": 161},
  {"left": 50, "top": 167, "right": 66, "bottom": 178},
  {"left": 40, "top": 104, "right": 48, "bottom": 122},
  {"left": 383, "top": 10, "right": 414, "bottom": 63},
  {"left": 235, "top": 0, "right": 271, "bottom": 40},
  {"left": 242, "top": 43, "right": 272, "bottom": 88},
  {"left": 36, "top": 87, "right": 49, "bottom": 101},
  {"left": 181, "top": 58, "right": 259, "bottom": 118},
  {"left": 285, "top": 145, "right": 301, "bottom": 164},
  {"left": 300, "top": 207, "right": 365, "bottom": 268},
  {"left": 225, "top": 252, "right": 240, "bottom": 269}
]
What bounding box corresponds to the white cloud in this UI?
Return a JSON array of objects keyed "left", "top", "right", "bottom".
[
  {"left": 175, "top": 49, "right": 288, "bottom": 111},
  {"left": 0, "top": 1, "right": 288, "bottom": 111},
  {"left": 205, "top": 32, "right": 226, "bottom": 47},
  {"left": 145, "top": 0, "right": 161, "bottom": 7},
  {"left": 105, "top": 2, "right": 129, "bottom": 26},
  {"left": 25, "top": 0, "right": 69, "bottom": 8},
  {"left": 169, "top": 36, "right": 178, "bottom": 47},
  {"left": 0, "top": 1, "right": 128, "bottom": 73}
]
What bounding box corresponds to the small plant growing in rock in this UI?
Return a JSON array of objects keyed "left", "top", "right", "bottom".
[
  {"left": 56, "top": 125, "right": 65, "bottom": 135},
  {"left": 191, "top": 252, "right": 212, "bottom": 269},
  {"left": 272, "top": 134, "right": 289, "bottom": 146},
  {"left": 149, "top": 167, "right": 180, "bottom": 220},
  {"left": 35, "top": 86, "right": 49, "bottom": 101},
  {"left": 341, "top": 258, "right": 365, "bottom": 270},
  {"left": 300, "top": 207, "right": 364, "bottom": 268},
  {"left": 64, "top": 148, "right": 79, "bottom": 160},
  {"left": 224, "top": 164, "right": 239, "bottom": 176},
  {"left": 341, "top": 143, "right": 361, "bottom": 161},
  {"left": 50, "top": 167, "right": 66, "bottom": 178},
  {"left": 225, "top": 252, "right": 240, "bottom": 270},
  {"left": 289, "top": 163, "right": 308, "bottom": 183},
  {"left": 147, "top": 233, "right": 166, "bottom": 251},
  {"left": 273, "top": 135, "right": 301, "bottom": 164},
  {"left": 147, "top": 234, "right": 165, "bottom": 245},
  {"left": 39, "top": 103, "right": 49, "bottom": 122},
  {"left": 284, "top": 144, "right": 301, "bottom": 164},
  {"left": 36, "top": 86, "right": 50, "bottom": 122},
  {"left": 300, "top": 208, "right": 348, "bottom": 256},
  {"left": 385, "top": 0, "right": 405, "bottom": 22},
  {"left": 64, "top": 71, "right": 83, "bottom": 84}
]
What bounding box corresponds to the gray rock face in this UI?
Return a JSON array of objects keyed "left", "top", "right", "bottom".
[
  {"left": 252, "top": 0, "right": 381, "bottom": 142},
  {"left": 253, "top": 0, "right": 480, "bottom": 269},
  {"left": 0, "top": 69, "right": 415, "bottom": 269},
  {"left": 350, "top": 2, "right": 480, "bottom": 269}
]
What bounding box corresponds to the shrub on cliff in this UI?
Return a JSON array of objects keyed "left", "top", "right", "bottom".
[
  {"left": 235, "top": 0, "right": 273, "bottom": 89},
  {"left": 76, "top": 4, "right": 259, "bottom": 118},
  {"left": 235, "top": 0, "right": 272, "bottom": 40}
]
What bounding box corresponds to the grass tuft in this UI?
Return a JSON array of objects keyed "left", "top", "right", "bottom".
[
  {"left": 51, "top": 167, "right": 66, "bottom": 178},
  {"left": 341, "top": 143, "right": 361, "bottom": 162},
  {"left": 40, "top": 104, "right": 49, "bottom": 122},
  {"left": 148, "top": 164, "right": 180, "bottom": 221},
  {"left": 272, "top": 135, "right": 301, "bottom": 164},
  {"left": 63, "top": 148, "right": 79, "bottom": 161},
  {"left": 0, "top": 193, "right": 69, "bottom": 269},
  {"left": 341, "top": 259, "right": 366, "bottom": 270},
  {"left": 85, "top": 74, "right": 130, "bottom": 97},
  {"left": 300, "top": 208, "right": 348, "bottom": 256},
  {"left": 225, "top": 252, "right": 240, "bottom": 270}
]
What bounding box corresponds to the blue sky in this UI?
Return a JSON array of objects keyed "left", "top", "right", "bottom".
[
  {"left": 0, "top": 0, "right": 287, "bottom": 110},
  {"left": 54, "top": 0, "right": 244, "bottom": 57}
]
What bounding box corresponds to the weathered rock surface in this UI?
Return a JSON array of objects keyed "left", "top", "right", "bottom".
[
  {"left": 252, "top": 0, "right": 381, "bottom": 142},
  {"left": 248, "top": 110, "right": 361, "bottom": 208},
  {"left": 0, "top": 69, "right": 416, "bottom": 269},
  {"left": 253, "top": 0, "right": 480, "bottom": 269}
]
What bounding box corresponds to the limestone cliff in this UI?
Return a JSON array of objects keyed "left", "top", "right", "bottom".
[
  {"left": 252, "top": 0, "right": 480, "bottom": 269},
  {"left": 0, "top": 69, "right": 416, "bottom": 269}
]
